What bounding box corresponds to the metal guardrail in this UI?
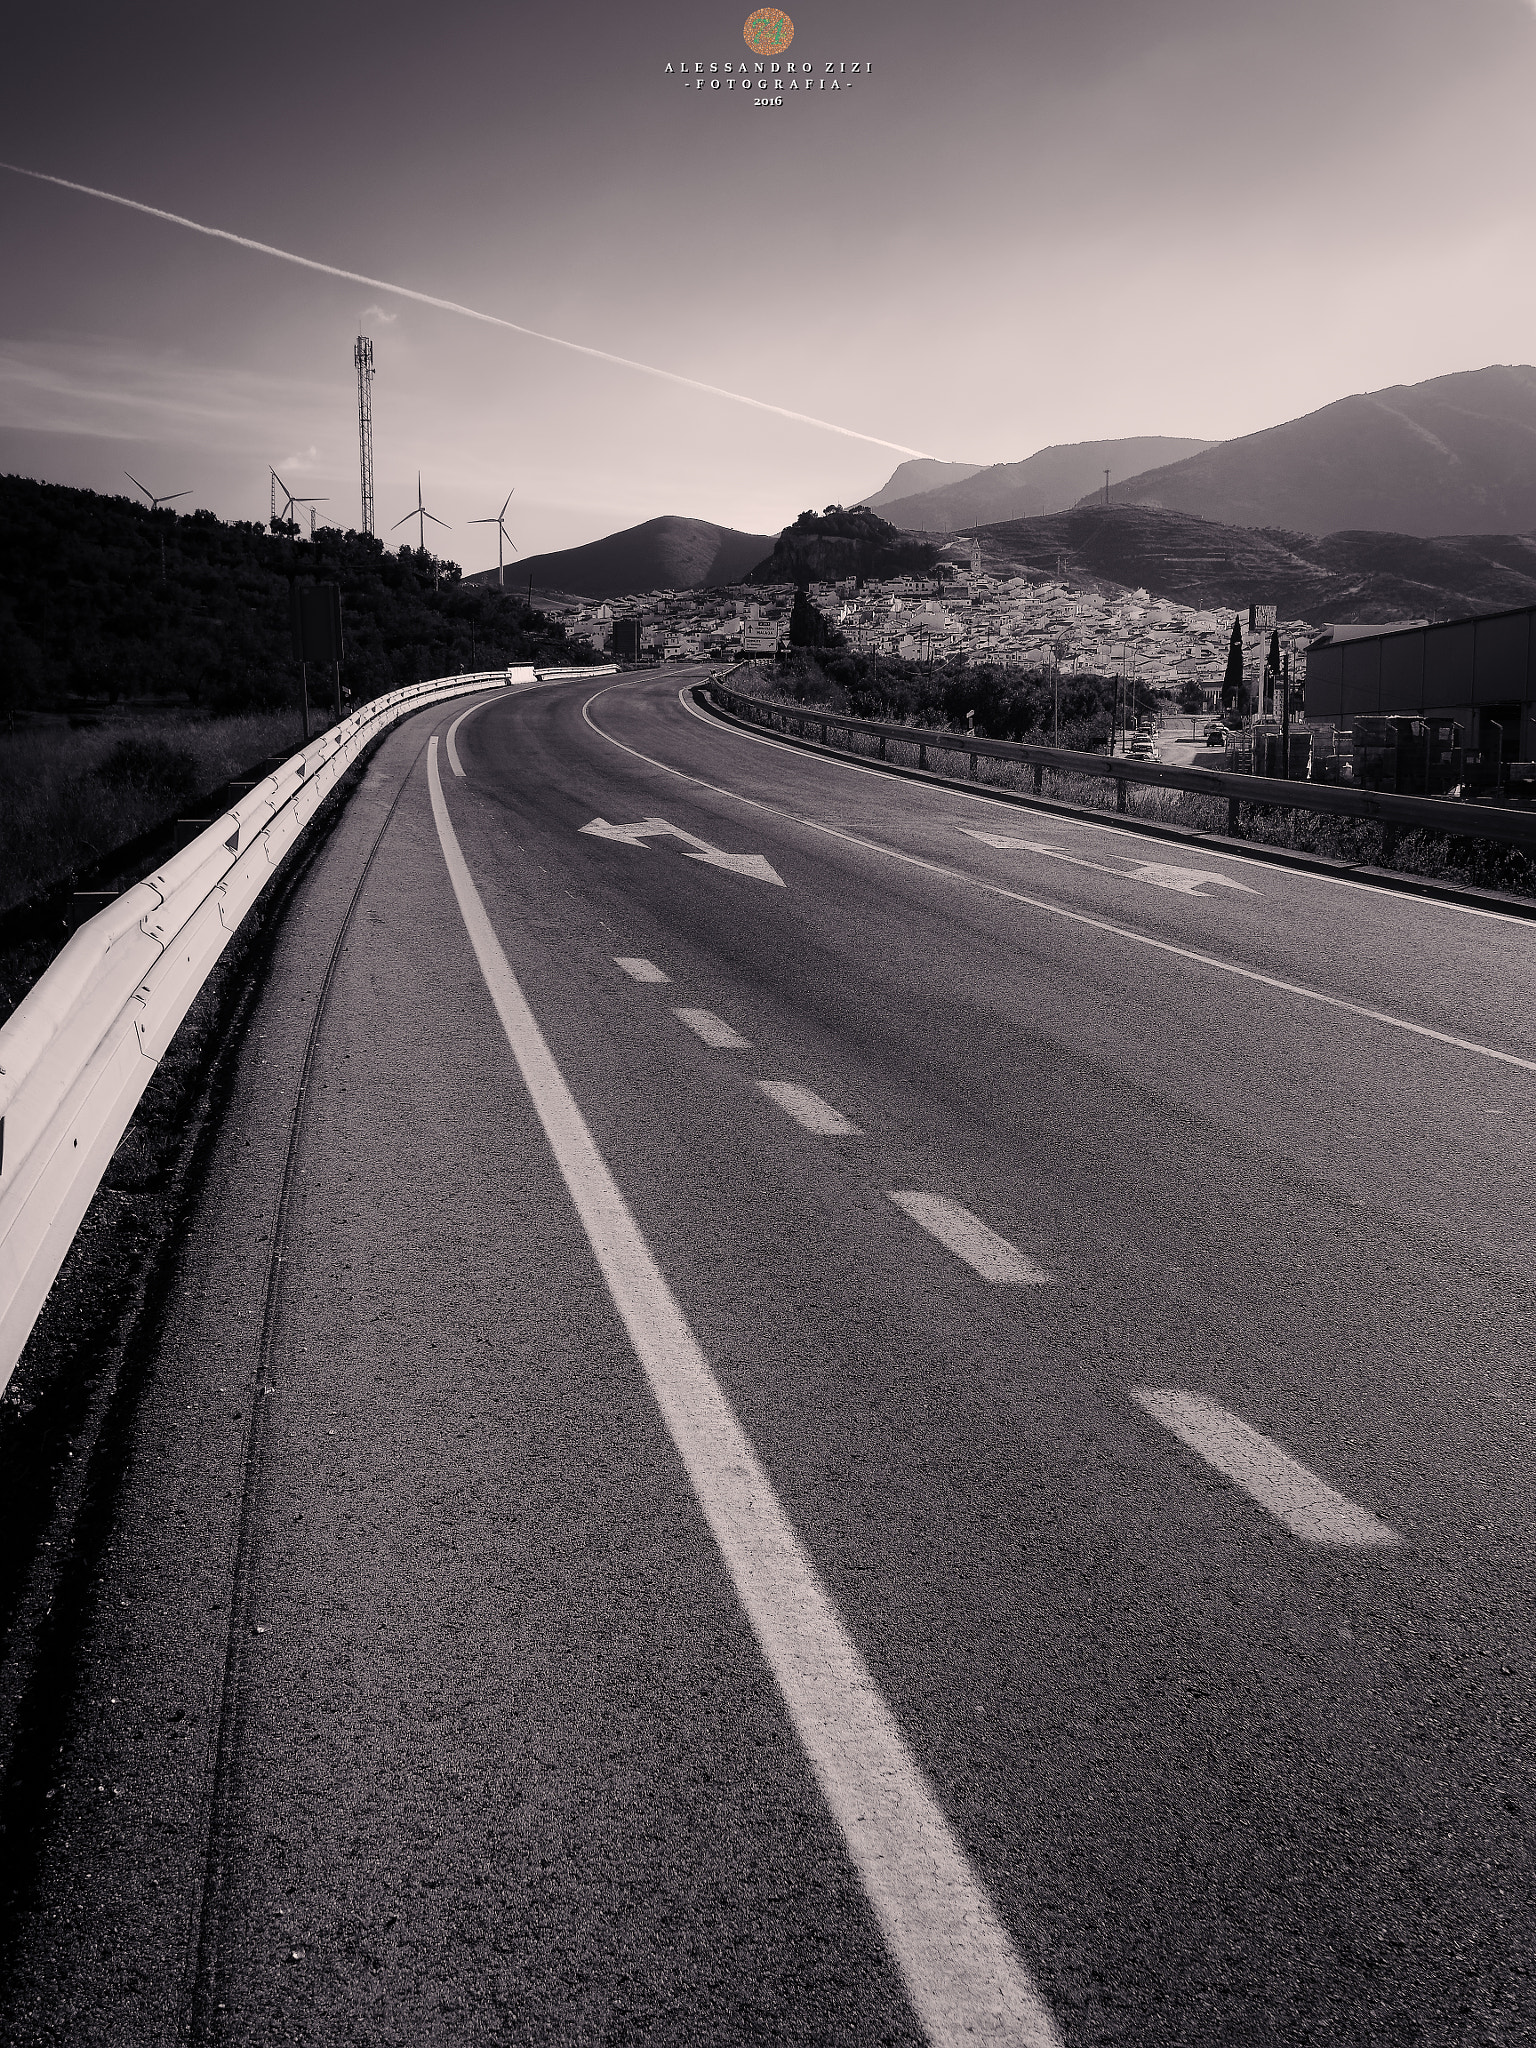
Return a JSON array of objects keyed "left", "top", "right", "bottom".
[
  {"left": 0, "top": 666, "right": 533, "bottom": 1391},
  {"left": 706, "top": 680, "right": 1536, "bottom": 853}
]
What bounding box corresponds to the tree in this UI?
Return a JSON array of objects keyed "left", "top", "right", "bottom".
[
  {"left": 1178, "top": 677, "right": 1204, "bottom": 713},
  {"left": 1221, "top": 615, "right": 1244, "bottom": 715},
  {"left": 789, "top": 588, "right": 829, "bottom": 649}
]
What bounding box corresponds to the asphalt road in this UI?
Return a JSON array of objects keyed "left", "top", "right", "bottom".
[{"left": 3, "top": 666, "right": 1535, "bottom": 2045}]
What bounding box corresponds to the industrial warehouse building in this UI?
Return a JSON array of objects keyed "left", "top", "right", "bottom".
[{"left": 1304, "top": 605, "right": 1536, "bottom": 765}]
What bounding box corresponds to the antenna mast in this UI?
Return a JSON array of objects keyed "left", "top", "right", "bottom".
[{"left": 354, "top": 336, "right": 375, "bottom": 537}]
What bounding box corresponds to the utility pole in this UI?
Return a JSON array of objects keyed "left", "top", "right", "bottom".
[
  {"left": 1104, "top": 469, "right": 1110, "bottom": 505},
  {"left": 354, "top": 337, "right": 375, "bottom": 537}
]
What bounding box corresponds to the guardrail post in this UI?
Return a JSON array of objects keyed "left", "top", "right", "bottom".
[
  {"left": 1227, "top": 796, "right": 1241, "bottom": 836},
  {"left": 1116, "top": 776, "right": 1128, "bottom": 814},
  {"left": 1033, "top": 762, "right": 1043, "bottom": 794},
  {"left": 820, "top": 720, "right": 828, "bottom": 745},
  {"left": 919, "top": 742, "right": 928, "bottom": 770},
  {"left": 879, "top": 735, "right": 887, "bottom": 761},
  {"left": 969, "top": 751, "right": 978, "bottom": 781}
]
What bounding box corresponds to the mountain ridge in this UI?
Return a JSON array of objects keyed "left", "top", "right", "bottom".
[
  {"left": 1084, "top": 365, "right": 1536, "bottom": 537},
  {"left": 873, "top": 437, "right": 1219, "bottom": 533},
  {"left": 464, "top": 513, "right": 774, "bottom": 599},
  {"left": 967, "top": 504, "right": 1536, "bottom": 623}
]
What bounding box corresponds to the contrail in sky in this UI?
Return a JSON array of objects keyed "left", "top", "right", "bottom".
[{"left": 0, "top": 161, "right": 936, "bottom": 459}]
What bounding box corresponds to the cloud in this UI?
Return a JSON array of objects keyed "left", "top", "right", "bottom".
[
  {"left": 0, "top": 339, "right": 335, "bottom": 454},
  {"left": 0, "top": 161, "right": 934, "bottom": 459},
  {"left": 360, "top": 303, "right": 399, "bottom": 325}
]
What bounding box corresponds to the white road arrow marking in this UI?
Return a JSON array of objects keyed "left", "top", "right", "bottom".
[
  {"left": 581, "top": 815, "right": 784, "bottom": 886},
  {"left": 958, "top": 829, "right": 1253, "bottom": 896}
]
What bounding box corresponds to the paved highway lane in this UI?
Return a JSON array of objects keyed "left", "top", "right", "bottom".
[{"left": 3, "top": 670, "right": 1535, "bottom": 2045}]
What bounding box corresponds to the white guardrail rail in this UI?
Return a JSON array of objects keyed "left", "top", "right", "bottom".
[{"left": 0, "top": 661, "right": 614, "bottom": 1391}]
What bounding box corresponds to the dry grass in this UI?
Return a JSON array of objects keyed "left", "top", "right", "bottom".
[{"left": 0, "top": 708, "right": 327, "bottom": 915}]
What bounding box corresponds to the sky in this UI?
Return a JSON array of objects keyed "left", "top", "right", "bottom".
[{"left": 2, "top": 0, "right": 1535, "bottom": 573}]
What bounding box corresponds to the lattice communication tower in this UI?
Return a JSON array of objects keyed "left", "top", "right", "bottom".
[{"left": 354, "top": 337, "right": 375, "bottom": 537}]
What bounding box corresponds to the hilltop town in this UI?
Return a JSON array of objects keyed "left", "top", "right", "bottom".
[{"left": 556, "top": 562, "right": 1308, "bottom": 702}]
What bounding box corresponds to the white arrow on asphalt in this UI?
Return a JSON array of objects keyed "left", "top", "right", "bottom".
[
  {"left": 958, "top": 828, "right": 1254, "bottom": 896},
  {"left": 580, "top": 815, "right": 785, "bottom": 886}
]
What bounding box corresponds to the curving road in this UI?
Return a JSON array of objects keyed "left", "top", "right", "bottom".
[{"left": 4, "top": 667, "right": 1536, "bottom": 2045}]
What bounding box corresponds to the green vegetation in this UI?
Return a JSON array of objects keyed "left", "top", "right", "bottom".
[
  {"left": 0, "top": 708, "right": 323, "bottom": 917},
  {"left": 768, "top": 646, "right": 1157, "bottom": 754},
  {"left": 0, "top": 472, "right": 608, "bottom": 923},
  {"left": 0, "top": 473, "right": 596, "bottom": 721}
]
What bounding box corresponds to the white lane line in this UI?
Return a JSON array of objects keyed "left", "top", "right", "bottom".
[
  {"left": 757, "top": 1080, "right": 862, "bottom": 1137},
  {"left": 615, "top": 956, "right": 670, "bottom": 983},
  {"left": 576, "top": 685, "right": 1536, "bottom": 1078},
  {"left": 1130, "top": 1388, "right": 1402, "bottom": 1547},
  {"left": 445, "top": 694, "right": 497, "bottom": 778},
  {"left": 426, "top": 737, "right": 1061, "bottom": 2048},
  {"left": 673, "top": 1007, "right": 751, "bottom": 1049},
  {"left": 888, "top": 1192, "right": 1050, "bottom": 1285}
]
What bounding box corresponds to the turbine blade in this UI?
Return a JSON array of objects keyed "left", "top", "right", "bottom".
[
  {"left": 423, "top": 511, "right": 450, "bottom": 529},
  {"left": 500, "top": 491, "right": 513, "bottom": 518},
  {"left": 124, "top": 471, "right": 150, "bottom": 499},
  {"left": 389, "top": 510, "right": 415, "bottom": 530}
]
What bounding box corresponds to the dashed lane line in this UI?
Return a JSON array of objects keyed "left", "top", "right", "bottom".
[
  {"left": 427, "top": 736, "right": 1063, "bottom": 2048},
  {"left": 615, "top": 956, "right": 670, "bottom": 983},
  {"left": 573, "top": 684, "right": 1536, "bottom": 1080},
  {"left": 757, "top": 1081, "right": 862, "bottom": 1137},
  {"left": 674, "top": 1007, "right": 751, "bottom": 1049},
  {"left": 888, "top": 1192, "right": 1051, "bottom": 1285},
  {"left": 1131, "top": 1387, "right": 1402, "bottom": 1547}
]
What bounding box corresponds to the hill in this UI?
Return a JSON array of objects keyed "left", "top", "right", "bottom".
[
  {"left": 968, "top": 504, "right": 1536, "bottom": 622},
  {"left": 745, "top": 506, "right": 938, "bottom": 586},
  {"left": 1091, "top": 365, "right": 1536, "bottom": 537},
  {"left": 862, "top": 458, "right": 984, "bottom": 509},
  {"left": 468, "top": 514, "right": 774, "bottom": 599},
  {"left": 875, "top": 437, "right": 1219, "bottom": 532},
  {"left": 0, "top": 473, "right": 586, "bottom": 718}
]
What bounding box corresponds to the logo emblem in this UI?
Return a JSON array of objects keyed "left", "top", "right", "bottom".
[{"left": 743, "top": 7, "right": 794, "bottom": 54}]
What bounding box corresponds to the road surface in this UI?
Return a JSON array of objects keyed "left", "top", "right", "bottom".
[{"left": 3, "top": 666, "right": 1534, "bottom": 2045}]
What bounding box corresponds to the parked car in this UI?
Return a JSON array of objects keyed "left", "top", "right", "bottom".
[{"left": 1203, "top": 722, "right": 1226, "bottom": 747}]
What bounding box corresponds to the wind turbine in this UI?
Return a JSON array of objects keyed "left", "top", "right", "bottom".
[
  {"left": 125, "top": 472, "right": 190, "bottom": 581},
  {"left": 269, "top": 468, "right": 327, "bottom": 536},
  {"left": 469, "top": 490, "right": 518, "bottom": 587},
  {"left": 125, "top": 471, "right": 190, "bottom": 512},
  {"left": 391, "top": 473, "right": 451, "bottom": 554}
]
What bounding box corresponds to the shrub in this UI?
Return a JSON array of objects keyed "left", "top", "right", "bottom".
[{"left": 95, "top": 735, "right": 201, "bottom": 798}]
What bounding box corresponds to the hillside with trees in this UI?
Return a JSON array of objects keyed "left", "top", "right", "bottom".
[
  {"left": 746, "top": 505, "right": 938, "bottom": 587},
  {"left": 0, "top": 474, "right": 594, "bottom": 721}
]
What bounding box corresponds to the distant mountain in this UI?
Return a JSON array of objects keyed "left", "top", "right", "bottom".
[
  {"left": 968, "top": 503, "right": 1536, "bottom": 624},
  {"left": 465, "top": 514, "right": 775, "bottom": 599},
  {"left": 862, "top": 458, "right": 983, "bottom": 509},
  {"left": 875, "top": 437, "right": 1219, "bottom": 533},
  {"left": 1091, "top": 366, "right": 1536, "bottom": 537}
]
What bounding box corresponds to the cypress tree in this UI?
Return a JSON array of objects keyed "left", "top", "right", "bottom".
[{"left": 1222, "top": 615, "right": 1244, "bottom": 712}]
